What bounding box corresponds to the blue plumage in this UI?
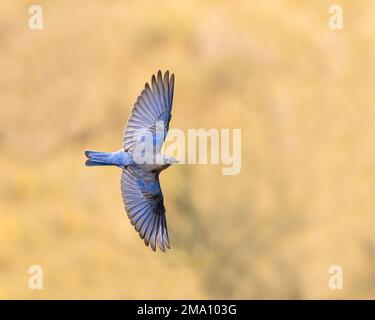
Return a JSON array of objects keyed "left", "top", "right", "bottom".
[
  {"left": 85, "top": 71, "right": 176, "bottom": 252},
  {"left": 85, "top": 150, "right": 133, "bottom": 167}
]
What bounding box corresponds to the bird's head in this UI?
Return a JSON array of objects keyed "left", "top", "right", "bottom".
[
  {"left": 164, "top": 155, "right": 178, "bottom": 165},
  {"left": 153, "top": 155, "right": 178, "bottom": 172}
]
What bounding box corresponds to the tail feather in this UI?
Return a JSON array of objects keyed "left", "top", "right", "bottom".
[
  {"left": 85, "top": 159, "right": 114, "bottom": 166},
  {"left": 85, "top": 149, "right": 131, "bottom": 167},
  {"left": 85, "top": 150, "right": 114, "bottom": 167},
  {"left": 85, "top": 150, "right": 109, "bottom": 157}
]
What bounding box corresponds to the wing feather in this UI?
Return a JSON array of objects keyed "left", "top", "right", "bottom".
[
  {"left": 123, "top": 71, "right": 174, "bottom": 152},
  {"left": 120, "top": 167, "right": 170, "bottom": 252}
]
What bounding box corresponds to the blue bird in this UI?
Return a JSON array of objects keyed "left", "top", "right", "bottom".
[{"left": 85, "top": 71, "right": 177, "bottom": 252}]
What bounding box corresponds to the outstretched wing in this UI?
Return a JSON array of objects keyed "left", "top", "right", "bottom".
[
  {"left": 120, "top": 167, "right": 170, "bottom": 252},
  {"left": 123, "top": 70, "right": 175, "bottom": 153}
]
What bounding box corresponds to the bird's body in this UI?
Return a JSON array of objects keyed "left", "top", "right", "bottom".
[{"left": 85, "top": 71, "right": 176, "bottom": 252}]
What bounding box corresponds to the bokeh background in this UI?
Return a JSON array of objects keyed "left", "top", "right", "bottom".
[{"left": 1, "top": 0, "right": 375, "bottom": 299}]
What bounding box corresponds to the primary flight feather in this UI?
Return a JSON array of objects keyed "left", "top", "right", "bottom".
[{"left": 85, "top": 71, "right": 176, "bottom": 252}]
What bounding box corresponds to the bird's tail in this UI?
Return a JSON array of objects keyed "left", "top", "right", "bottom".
[{"left": 85, "top": 150, "right": 116, "bottom": 166}]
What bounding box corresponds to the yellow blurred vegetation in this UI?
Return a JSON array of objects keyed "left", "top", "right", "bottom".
[{"left": 0, "top": 0, "right": 375, "bottom": 299}]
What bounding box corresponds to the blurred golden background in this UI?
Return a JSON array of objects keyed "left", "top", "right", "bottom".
[{"left": 0, "top": 0, "right": 375, "bottom": 299}]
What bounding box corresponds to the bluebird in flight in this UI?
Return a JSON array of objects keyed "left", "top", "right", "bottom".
[{"left": 85, "top": 71, "right": 177, "bottom": 252}]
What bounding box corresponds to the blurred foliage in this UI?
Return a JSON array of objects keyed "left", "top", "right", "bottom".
[{"left": 0, "top": 0, "right": 375, "bottom": 299}]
